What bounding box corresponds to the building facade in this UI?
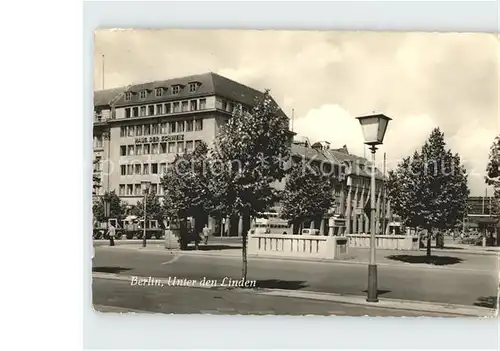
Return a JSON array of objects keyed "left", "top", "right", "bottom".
[
  {"left": 93, "top": 72, "right": 287, "bottom": 204},
  {"left": 93, "top": 72, "right": 389, "bottom": 236}
]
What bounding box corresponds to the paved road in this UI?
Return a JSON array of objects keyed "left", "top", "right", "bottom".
[
  {"left": 93, "top": 278, "right": 455, "bottom": 316},
  {"left": 93, "top": 247, "right": 499, "bottom": 307}
]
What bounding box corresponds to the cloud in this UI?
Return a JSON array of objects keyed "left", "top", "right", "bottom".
[{"left": 94, "top": 30, "right": 499, "bottom": 195}]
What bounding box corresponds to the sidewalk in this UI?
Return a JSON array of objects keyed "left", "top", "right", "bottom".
[{"left": 93, "top": 272, "right": 497, "bottom": 317}]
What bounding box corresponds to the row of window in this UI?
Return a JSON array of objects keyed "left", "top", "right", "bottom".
[
  {"left": 120, "top": 162, "right": 168, "bottom": 176},
  {"left": 124, "top": 98, "right": 206, "bottom": 118},
  {"left": 120, "top": 119, "right": 203, "bottom": 137},
  {"left": 125, "top": 82, "right": 200, "bottom": 101},
  {"left": 120, "top": 140, "right": 202, "bottom": 156},
  {"left": 119, "top": 183, "right": 163, "bottom": 196}
]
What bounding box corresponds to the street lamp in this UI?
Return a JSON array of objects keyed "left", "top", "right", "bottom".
[
  {"left": 356, "top": 113, "right": 391, "bottom": 303},
  {"left": 141, "top": 181, "right": 151, "bottom": 248}
]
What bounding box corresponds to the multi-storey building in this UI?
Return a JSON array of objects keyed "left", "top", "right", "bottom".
[
  {"left": 93, "top": 72, "right": 389, "bottom": 236},
  {"left": 93, "top": 72, "right": 289, "bottom": 204}
]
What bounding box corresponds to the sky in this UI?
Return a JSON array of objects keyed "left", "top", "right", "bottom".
[{"left": 94, "top": 29, "right": 499, "bottom": 196}]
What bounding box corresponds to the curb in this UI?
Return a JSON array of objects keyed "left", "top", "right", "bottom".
[
  {"left": 92, "top": 272, "right": 497, "bottom": 317},
  {"left": 95, "top": 245, "right": 497, "bottom": 272}
]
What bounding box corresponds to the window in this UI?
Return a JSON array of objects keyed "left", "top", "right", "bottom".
[
  {"left": 199, "top": 99, "right": 206, "bottom": 110},
  {"left": 186, "top": 120, "right": 194, "bottom": 132},
  {"left": 227, "top": 102, "right": 233, "bottom": 112},
  {"left": 195, "top": 118, "right": 203, "bottom": 131},
  {"left": 135, "top": 144, "right": 142, "bottom": 155},
  {"left": 95, "top": 135, "right": 103, "bottom": 149},
  {"left": 152, "top": 143, "right": 159, "bottom": 154},
  {"left": 127, "top": 145, "right": 134, "bottom": 156},
  {"left": 143, "top": 144, "right": 150, "bottom": 154},
  {"left": 165, "top": 103, "right": 171, "bottom": 114},
  {"left": 126, "top": 184, "right": 133, "bottom": 195},
  {"left": 177, "top": 120, "right": 185, "bottom": 132},
  {"left": 133, "top": 107, "right": 139, "bottom": 117},
  {"left": 148, "top": 105, "right": 155, "bottom": 116},
  {"left": 119, "top": 184, "right": 125, "bottom": 195},
  {"left": 190, "top": 100, "right": 198, "bottom": 111},
  {"left": 168, "top": 142, "right": 175, "bottom": 153},
  {"left": 156, "top": 104, "right": 163, "bottom": 115},
  {"left": 152, "top": 124, "right": 159, "bottom": 135},
  {"left": 181, "top": 101, "right": 188, "bottom": 112},
  {"left": 151, "top": 184, "right": 158, "bottom": 194},
  {"left": 120, "top": 165, "right": 126, "bottom": 176},
  {"left": 186, "top": 140, "right": 194, "bottom": 152},
  {"left": 177, "top": 142, "right": 184, "bottom": 153},
  {"left": 189, "top": 83, "right": 198, "bottom": 92},
  {"left": 151, "top": 163, "right": 158, "bottom": 174},
  {"left": 172, "top": 86, "right": 180, "bottom": 94},
  {"left": 136, "top": 125, "right": 143, "bottom": 136},
  {"left": 160, "top": 123, "right": 168, "bottom": 134},
  {"left": 140, "top": 90, "right": 147, "bottom": 99},
  {"left": 120, "top": 126, "right": 126, "bottom": 137},
  {"left": 160, "top": 163, "right": 167, "bottom": 175},
  {"left": 134, "top": 184, "right": 142, "bottom": 196},
  {"left": 168, "top": 121, "right": 176, "bottom": 133},
  {"left": 140, "top": 106, "right": 146, "bottom": 117},
  {"left": 195, "top": 140, "right": 202, "bottom": 147},
  {"left": 144, "top": 125, "right": 151, "bottom": 135},
  {"left": 127, "top": 164, "right": 133, "bottom": 175},
  {"left": 155, "top": 88, "right": 163, "bottom": 97},
  {"left": 135, "top": 164, "right": 141, "bottom": 175},
  {"left": 125, "top": 108, "right": 131, "bottom": 118},
  {"left": 126, "top": 127, "right": 133, "bottom": 137},
  {"left": 222, "top": 100, "right": 227, "bottom": 111},
  {"left": 143, "top": 164, "right": 149, "bottom": 175},
  {"left": 160, "top": 143, "right": 167, "bottom": 153},
  {"left": 173, "top": 102, "right": 180, "bottom": 113},
  {"left": 120, "top": 145, "right": 126, "bottom": 156},
  {"left": 125, "top": 92, "right": 132, "bottom": 101}
]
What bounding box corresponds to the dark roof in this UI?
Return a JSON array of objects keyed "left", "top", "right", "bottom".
[
  {"left": 327, "top": 148, "right": 384, "bottom": 180},
  {"left": 94, "top": 87, "right": 127, "bottom": 107}
]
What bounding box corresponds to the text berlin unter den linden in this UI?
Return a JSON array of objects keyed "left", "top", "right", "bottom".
[{"left": 130, "top": 276, "right": 257, "bottom": 288}]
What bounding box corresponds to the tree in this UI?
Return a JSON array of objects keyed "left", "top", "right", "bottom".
[
  {"left": 280, "top": 160, "right": 336, "bottom": 233},
  {"left": 210, "top": 90, "right": 290, "bottom": 282},
  {"left": 92, "top": 190, "right": 123, "bottom": 223},
  {"left": 485, "top": 135, "right": 500, "bottom": 217},
  {"left": 387, "top": 128, "right": 469, "bottom": 256},
  {"left": 136, "top": 190, "right": 164, "bottom": 225},
  {"left": 161, "top": 141, "right": 213, "bottom": 231}
]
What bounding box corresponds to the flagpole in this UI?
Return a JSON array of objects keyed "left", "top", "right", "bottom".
[{"left": 102, "top": 54, "right": 105, "bottom": 90}]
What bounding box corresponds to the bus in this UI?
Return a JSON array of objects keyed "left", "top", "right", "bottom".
[{"left": 249, "top": 212, "right": 291, "bottom": 235}]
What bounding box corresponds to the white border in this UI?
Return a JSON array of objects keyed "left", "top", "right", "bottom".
[{"left": 5, "top": 1, "right": 497, "bottom": 350}]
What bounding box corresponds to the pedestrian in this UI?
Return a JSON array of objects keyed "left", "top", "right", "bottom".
[
  {"left": 107, "top": 223, "right": 116, "bottom": 247},
  {"left": 202, "top": 224, "right": 210, "bottom": 245}
]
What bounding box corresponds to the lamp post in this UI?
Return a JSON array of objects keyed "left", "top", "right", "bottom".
[
  {"left": 141, "top": 181, "right": 151, "bottom": 248},
  {"left": 355, "top": 113, "right": 391, "bottom": 303}
]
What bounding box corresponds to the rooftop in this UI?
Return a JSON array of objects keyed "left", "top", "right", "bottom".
[{"left": 94, "top": 72, "right": 286, "bottom": 118}]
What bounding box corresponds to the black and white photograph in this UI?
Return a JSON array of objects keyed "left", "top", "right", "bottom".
[{"left": 91, "top": 29, "right": 499, "bottom": 317}]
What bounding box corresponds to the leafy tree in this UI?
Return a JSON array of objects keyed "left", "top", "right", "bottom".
[
  {"left": 281, "top": 160, "right": 336, "bottom": 233},
  {"left": 135, "top": 190, "right": 164, "bottom": 225},
  {"left": 387, "top": 128, "right": 469, "bottom": 256},
  {"left": 485, "top": 135, "right": 500, "bottom": 217},
  {"left": 161, "top": 141, "right": 213, "bottom": 231},
  {"left": 209, "top": 90, "right": 290, "bottom": 281},
  {"left": 92, "top": 190, "right": 123, "bottom": 223}
]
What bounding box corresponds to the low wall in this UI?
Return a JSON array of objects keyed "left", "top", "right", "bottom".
[
  {"left": 346, "top": 234, "right": 419, "bottom": 251},
  {"left": 248, "top": 234, "right": 349, "bottom": 260}
]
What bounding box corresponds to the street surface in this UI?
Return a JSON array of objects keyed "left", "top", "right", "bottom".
[
  {"left": 93, "top": 246, "right": 499, "bottom": 308},
  {"left": 93, "top": 278, "right": 455, "bottom": 316}
]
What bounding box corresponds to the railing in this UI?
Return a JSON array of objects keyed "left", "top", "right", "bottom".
[
  {"left": 248, "top": 234, "right": 349, "bottom": 259},
  {"left": 346, "top": 234, "right": 419, "bottom": 251}
]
